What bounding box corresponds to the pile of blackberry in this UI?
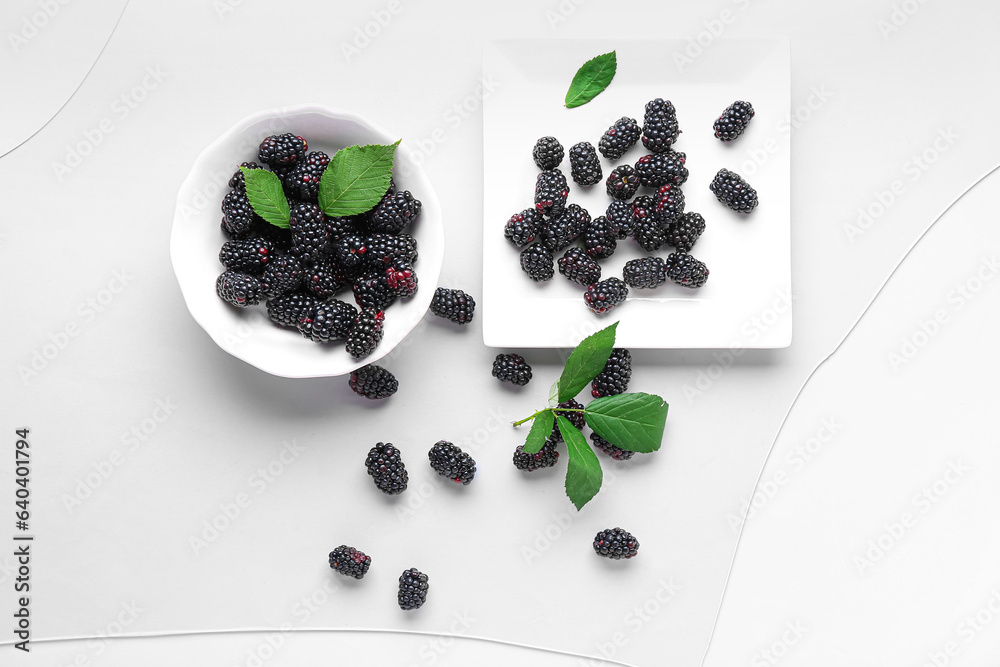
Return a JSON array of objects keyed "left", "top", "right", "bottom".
[{"left": 215, "top": 133, "right": 423, "bottom": 360}]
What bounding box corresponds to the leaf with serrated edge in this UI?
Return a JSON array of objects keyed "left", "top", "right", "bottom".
[
  {"left": 564, "top": 51, "right": 617, "bottom": 109},
  {"left": 522, "top": 410, "right": 554, "bottom": 455},
  {"left": 318, "top": 141, "right": 399, "bottom": 217},
  {"left": 557, "top": 322, "right": 617, "bottom": 402},
  {"left": 585, "top": 393, "right": 668, "bottom": 453},
  {"left": 242, "top": 167, "right": 290, "bottom": 228},
  {"left": 558, "top": 416, "right": 603, "bottom": 510}
]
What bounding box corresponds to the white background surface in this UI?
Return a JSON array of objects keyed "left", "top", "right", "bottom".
[{"left": 1, "top": 1, "right": 999, "bottom": 666}]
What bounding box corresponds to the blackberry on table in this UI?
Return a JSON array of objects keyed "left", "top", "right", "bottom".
[
  {"left": 328, "top": 545, "right": 371, "bottom": 579},
  {"left": 228, "top": 161, "right": 262, "bottom": 192},
  {"left": 349, "top": 364, "right": 398, "bottom": 400},
  {"left": 599, "top": 116, "right": 641, "bottom": 161},
  {"left": 534, "top": 170, "right": 569, "bottom": 218},
  {"left": 219, "top": 238, "right": 273, "bottom": 274},
  {"left": 283, "top": 150, "right": 330, "bottom": 201},
  {"left": 558, "top": 247, "right": 601, "bottom": 286},
  {"left": 591, "top": 433, "right": 635, "bottom": 461},
  {"left": 532, "top": 136, "right": 565, "bottom": 170},
  {"left": 369, "top": 190, "right": 422, "bottom": 234},
  {"left": 289, "top": 201, "right": 329, "bottom": 260},
  {"left": 366, "top": 233, "right": 417, "bottom": 267},
  {"left": 504, "top": 209, "right": 543, "bottom": 248},
  {"left": 492, "top": 353, "right": 532, "bottom": 386},
  {"left": 665, "top": 252, "right": 710, "bottom": 288},
  {"left": 260, "top": 252, "right": 304, "bottom": 298},
  {"left": 653, "top": 184, "right": 685, "bottom": 223},
  {"left": 303, "top": 260, "right": 348, "bottom": 299},
  {"left": 641, "top": 98, "right": 680, "bottom": 153},
  {"left": 513, "top": 439, "right": 559, "bottom": 471},
  {"left": 665, "top": 212, "right": 705, "bottom": 252},
  {"left": 298, "top": 300, "right": 358, "bottom": 343},
  {"left": 568, "top": 141, "right": 602, "bottom": 187},
  {"left": 591, "top": 348, "right": 632, "bottom": 398},
  {"left": 593, "top": 527, "right": 639, "bottom": 559},
  {"left": 606, "top": 165, "right": 639, "bottom": 201},
  {"left": 346, "top": 308, "right": 385, "bottom": 359},
  {"left": 221, "top": 190, "right": 261, "bottom": 238},
  {"left": 622, "top": 257, "right": 667, "bottom": 289},
  {"left": 384, "top": 263, "right": 418, "bottom": 299},
  {"left": 709, "top": 168, "right": 758, "bottom": 213},
  {"left": 266, "top": 292, "right": 319, "bottom": 328},
  {"left": 257, "top": 133, "right": 307, "bottom": 168},
  {"left": 714, "top": 100, "right": 755, "bottom": 142},
  {"left": 541, "top": 203, "right": 590, "bottom": 251},
  {"left": 366, "top": 442, "right": 408, "bottom": 495},
  {"left": 606, "top": 200, "right": 634, "bottom": 239},
  {"left": 397, "top": 568, "right": 428, "bottom": 610},
  {"left": 583, "top": 215, "right": 617, "bottom": 260},
  {"left": 584, "top": 278, "right": 629, "bottom": 314},
  {"left": 550, "top": 399, "right": 586, "bottom": 443},
  {"left": 428, "top": 441, "right": 477, "bottom": 485},
  {"left": 353, "top": 272, "right": 397, "bottom": 311},
  {"left": 519, "top": 243, "right": 554, "bottom": 282},
  {"left": 430, "top": 288, "right": 476, "bottom": 325},
  {"left": 216, "top": 271, "right": 263, "bottom": 308},
  {"left": 634, "top": 151, "right": 688, "bottom": 188}
]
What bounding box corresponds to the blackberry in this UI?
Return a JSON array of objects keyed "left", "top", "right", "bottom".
[
  {"left": 709, "top": 169, "right": 758, "bottom": 213},
  {"left": 428, "top": 441, "right": 477, "bottom": 485},
  {"left": 591, "top": 433, "right": 635, "bottom": 461},
  {"left": 606, "top": 200, "right": 634, "bottom": 240},
  {"left": 641, "top": 98, "right": 680, "bottom": 153},
  {"left": 653, "top": 184, "right": 686, "bottom": 223},
  {"left": 631, "top": 197, "right": 667, "bottom": 252},
  {"left": 541, "top": 203, "right": 590, "bottom": 251},
  {"left": 634, "top": 151, "right": 688, "bottom": 188},
  {"left": 605, "top": 165, "right": 639, "bottom": 201},
  {"left": 397, "top": 568, "right": 428, "bottom": 610},
  {"left": 216, "top": 271, "right": 263, "bottom": 308},
  {"left": 504, "top": 209, "right": 543, "bottom": 248},
  {"left": 219, "top": 238, "right": 273, "bottom": 274},
  {"left": 228, "top": 161, "right": 262, "bottom": 192},
  {"left": 519, "top": 243, "right": 554, "bottom": 282},
  {"left": 333, "top": 234, "right": 370, "bottom": 272},
  {"left": 568, "top": 142, "right": 602, "bottom": 187},
  {"left": 583, "top": 216, "right": 617, "bottom": 260},
  {"left": 221, "top": 190, "right": 261, "bottom": 238},
  {"left": 257, "top": 133, "right": 307, "bottom": 168},
  {"left": 254, "top": 220, "right": 293, "bottom": 250},
  {"left": 326, "top": 215, "right": 359, "bottom": 241},
  {"left": 283, "top": 151, "right": 330, "bottom": 201},
  {"left": 591, "top": 348, "right": 632, "bottom": 398},
  {"left": 533, "top": 170, "right": 569, "bottom": 218},
  {"left": 349, "top": 364, "right": 398, "bottom": 400},
  {"left": 665, "top": 212, "right": 705, "bottom": 252},
  {"left": 384, "top": 263, "right": 418, "bottom": 299},
  {"left": 303, "top": 260, "right": 348, "bottom": 299},
  {"left": 492, "top": 353, "right": 532, "bottom": 386},
  {"left": 366, "top": 233, "right": 417, "bottom": 267},
  {"left": 298, "top": 300, "right": 358, "bottom": 343},
  {"left": 513, "top": 439, "right": 559, "bottom": 471},
  {"left": 558, "top": 248, "right": 602, "bottom": 286},
  {"left": 599, "top": 116, "right": 641, "bottom": 160},
  {"left": 369, "top": 190, "right": 421, "bottom": 234},
  {"left": 593, "top": 527, "right": 639, "bottom": 559},
  {"left": 353, "top": 272, "right": 397, "bottom": 311},
  {"left": 584, "top": 278, "right": 629, "bottom": 314},
  {"left": 365, "top": 442, "right": 408, "bottom": 495},
  {"left": 713, "top": 100, "right": 755, "bottom": 142},
  {"left": 622, "top": 257, "right": 667, "bottom": 289},
  {"left": 328, "top": 545, "right": 372, "bottom": 580},
  {"left": 550, "top": 399, "right": 586, "bottom": 443},
  {"left": 260, "top": 253, "right": 304, "bottom": 298},
  {"left": 430, "top": 288, "right": 476, "bottom": 325},
  {"left": 665, "top": 252, "right": 710, "bottom": 288},
  {"left": 266, "top": 292, "right": 319, "bottom": 328},
  {"left": 532, "top": 136, "right": 564, "bottom": 170},
  {"left": 345, "top": 307, "right": 385, "bottom": 358},
  {"left": 289, "top": 201, "right": 329, "bottom": 259}
]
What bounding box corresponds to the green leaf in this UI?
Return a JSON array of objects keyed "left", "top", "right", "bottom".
[
  {"left": 557, "top": 322, "right": 618, "bottom": 402},
  {"left": 558, "top": 416, "right": 603, "bottom": 510},
  {"left": 585, "top": 393, "right": 669, "bottom": 453},
  {"left": 318, "top": 141, "right": 399, "bottom": 217},
  {"left": 242, "top": 167, "right": 290, "bottom": 228},
  {"left": 564, "top": 51, "right": 617, "bottom": 108},
  {"left": 522, "top": 410, "right": 554, "bottom": 455},
  {"left": 547, "top": 380, "right": 560, "bottom": 407}
]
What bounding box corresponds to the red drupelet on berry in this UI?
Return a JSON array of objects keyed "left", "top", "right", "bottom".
[
  {"left": 653, "top": 184, "right": 685, "bottom": 223},
  {"left": 430, "top": 288, "right": 476, "bottom": 325},
  {"left": 283, "top": 150, "right": 330, "bottom": 202},
  {"left": 349, "top": 365, "right": 398, "bottom": 400},
  {"left": 513, "top": 439, "right": 559, "bottom": 471},
  {"left": 583, "top": 216, "right": 617, "bottom": 260},
  {"left": 384, "top": 263, "right": 418, "bottom": 299},
  {"left": 303, "top": 260, "right": 348, "bottom": 299},
  {"left": 266, "top": 292, "right": 319, "bottom": 328},
  {"left": 591, "top": 433, "right": 635, "bottom": 461},
  {"left": 428, "top": 441, "right": 477, "bottom": 485},
  {"left": 219, "top": 239, "right": 274, "bottom": 274},
  {"left": 713, "top": 100, "right": 755, "bottom": 142},
  {"left": 216, "top": 271, "right": 263, "bottom": 308},
  {"left": 665, "top": 252, "right": 710, "bottom": 289},
  {"left": 297, "top": 300, "right": 358, "bottom": 343},
  {"left": 366, "top": 442, "right": 408, "bottom": 495},
  {"left": 606, "top": 165, "right": 640, "bottom": 201},
  {"left": 369, "top": 190, "right": 422, "bottom": 234},
  {"left": 328, "top": 545, "right": 372, "bottom": 579},
  {"left": 259, "top": 252, "right": 304, "bottom": 298},
  {"left": 599, "top": 116, "right": 641, "bottom": 160},
  {"left": 606, "top": 200, "right": 634, "bottom": 240},
  {"left": 634, "top": 151, "right": 688, "bottom": 188},
  {"left": 593, "top": 527, "right": 639, "bottom": 559},
  {"left": 504, "top": 209, "right": 543, "bottom": 248},
  {"left": 558, "top": 248, "right": 602, "bottom": 286},
  {"left": 584, "top": 278, "right": 629, "bottom": 314},
  {"left": 534, "top": 170, "right": 569, "bottom": 218},
  {"left": 353, "top": 272, "right": 397, "bottom": 311}
]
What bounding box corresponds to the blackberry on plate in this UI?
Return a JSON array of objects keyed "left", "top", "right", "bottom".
[
  {"left": 550, "top": 399, "right": 586, "bottom": 443},
  {"left": 266, "top": 292, "right": 319, "bottom": 328},
  {"left": 303, "top": 260, "right": 348, "bottom": 299},
  {"left": 289, "top": 201, "right": 329, "bottom": 260},
  {"left": 593, "top": 527, "right": 639, "bottom": 559},
  {"left": 665, "top": 252, "right": 710, "bottom": 288},
  {"left": 260, "top": 252, "right": 304, "bottom": 298},
  {"left": 366, "top": 442, "right": 408, "bottom": 495},
  {"left": 634, "top": 151, "right": 688, "bottom": 188},
  {"left": 216, "top": 271, "right": 263, "bottom": 308},
  {"left": 492, "top": 353, "right": 532, "bottom": 386},
  {"left": 397, "top": 568, "right": 428, "bottom": 610},
  {"left": 384, "top": 263, "right": 418, "bottom": 299},
  {"left": 631, "top": 197, "right": 667, "bottom": 251},
  {"left": 583, "top": 215, "right": 617, "bottom": 260},
  {"left": 709, "top": 168, "right": 758, "bottom": 213},
  {"left": 298, "top": 300, "right": 358, "bottom": 343},
  {"left": 430, "top": 287, "right": 476, "bottom": 325},
  {"left": 346, "top": 308, "right": 385, "bottom": 359},
  {"left": 591, "top": 432, "right": 635, "bottom": 461},
  {"left": 599, "top": 116, "right": 641, "bottom": 161},
  {"left": 228, "top": 161, "right": 261, "bottom": 192},
  {"left": 328, "top": 545, "right": 371, "bottom": 579},
  {"left": 257, "top": 133, "right": 307, "bottom": 168},
  {"left": 513, "top": 439, "right": 559, "bottom": 471},
  {"left": 534, "top": 169, "right": 569, "bottom": 218},
  {"left": 541, "top": 203, "right": 590, "bottom": 251},
  {"left": 605, "top": 165, "right": 639, "bottom": 201},
  {"left": 283, "top": 150, "right": 330, "bottom": 202},
  {"left": 714, "top": 100, "right": 754, "bottom": 142},
  {"left": 353, "top": 272, "right": 397, "bottom": 311},
  {"left": 653, "top": 184, "right": 685, "bottom": 223},
  {"left": 591, "top": 348, "right": 632, "bottom": 398},
  {"left": 349, "top": 364, "right": 398, "bottom": 400},
  {"left": 606, "top": 200, "right": 634, "bottom": 240},
  {"left": 519, "top": 243, "right": 554, "bottom": 282},
  {"left": 221, "top": 190, "right": 261, "bottom": 238},
  {"left": 254, "top": 219, "right": 293, "bottom": 250},
  {"left": 326, "top": 215, "right": 359, "bottom": 241},
  {"left": 641, "top": 98, "right": 680, "bottom": 153},
  {"left": 504, "top": 209, "right": 543, "bottom": 247},
  {"left": 584, "top": 278, "right": 629, "bottom": 314},
  {"left": 369, "top": 190, "right": 422, "bottom": 234},
  {"left": 366, "top": 233, "right": 417, "bottom": 267},
  {"left": 665, "top": 212, "right": 705, "bottom": 252},
  {"left": 568, "top": 141, "right": 602, "bottom": 187},
  {"left": 532, "top": 136, "right": 565, "bottom": 170},
  {"left": 558, "top": 247, "right": 601, "bottom": 286},
  {"left": 428, "top": 441, "right": 477, "bottom": 485},
  {"left": 219, "top": 238, "right": 273, "bottom": 274},
  {"left": 333, "top": 234, "right": 370, "bottom": 272},
  {"left": 622, "top": 257, "right": 667, "bottom": 289}
]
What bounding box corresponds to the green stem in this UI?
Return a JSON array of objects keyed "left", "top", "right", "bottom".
[
  {"left": 512, "top": 406, "right": 588, "bottom": 427},
  {"left": 512, "top": 409, "right": 547, "bottom": 427}
]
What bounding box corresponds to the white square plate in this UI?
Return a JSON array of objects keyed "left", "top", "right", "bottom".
[{"left": 482, "top": 38, "right": 791, "bottom": 348}]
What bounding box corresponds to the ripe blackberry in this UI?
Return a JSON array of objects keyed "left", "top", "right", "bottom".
[
  {"left": 606, "top": 200, "right": 634, "bottom": 240},
  {"left": 228, "top": 161, "right": 262, "bottom": 192},
  {"left": 349, "top": 365, "right": 398, "bottom": 400},
  {"left": 558, "top": 248, "right": 602, "bottom": 286},
  {"left": 513, "top": 439, "right": 559, "bottom": 471},
  {"left": 665, "top": 212, "right": 705, "bottom": 252},
  {"left": 532, "top": 136, "right": 565, "bottom": 170},
  {"left": 605, "top": 165, "right": 639, "bottom": 201},
  {"left": 541, "top": 203, "right": 590, "bottom": 251},
  {"left": 283, "top": 150, "right": 330, "bottom": 201},
  {"left": 221, "top": 190, "right": 261, "bottom": 238},
  {"left": 641, "top": 98, "right": 680, "bottom": 153},
  {"left": 216, "top": 271, "right": 263, "bottom": 308},
  {"left": 219, "top": 239, "right": 273, "bottom": 274},
  {"left": 504, "top": 209, "right": 543, "bottom": 248},
  {"left": 289, "top": 201, "right": 329, "bottom": 260},
  {"left": 254, "top": 220, "right": 293, "bottom": 250},
  {"left": 631, "top": 197, "right": 667, "bottom": 251},
  {"left": 333, "top": 234, "right": 370, "bottom": 272},
  {"left": 591, "top": 433, "right": 635, "bottom": 461},
  {"left": 599, "top": 116, "right": 641, "bottom": 160},
  {"left": 714, "top": 100, "right": 755, "bottom": 142},
  {"left": 397, "top": 568, "right": 428, "bottom": 610},
  {"left": 584, "top": 278, "right": 629, "bottom": 314},
  {"left": 353, "top": 272, "right": 397, "bottom": 311},
  {"left": 519, "top": 243, "right": 554, "bottom": 282},
  {"left": 298, "top": 300, "right": 358, "bottom": 343},
  {"left": 266, "top": 292, "right": 319, "bottom": 328},
  {"left": 303, "top": 260, "right": 348, "bottom": 299},
  {"left": 260, "top": 253, "right": 304, "bottom": 298},
  {"left": 326, "top": 215, "right": 359, "bottom": 241},
  {"left": 534, "top": 170, "right": 569, "bottom": 218},
  {"left": 369, "top": 190, "right": 422, "bottom": 234},
  {"left": 550, "top": 399, "right": 586, "bottom": 443},
  {"left": 653, "top": 184, "right": 685, "bottom": 223},
  {"left": 622, "top": 257, "right": 667, "bottom": 289},
  {"left": 492, "top": 353, "right": 532, "bottom": 386},
  {"left": 568, "top": 142, "right": 602, "bottom": 187},
  {"left": 257, "top": 133, "right": 307, "bottom": 168},
  {"left": 593, "top": 527, "right": 639, "bottom": 559},
  {"left": 591, "top": 348, "right": 632, "bottom": 398},
  {"left": 365, "top": 442, "right": 408, "bottom": 495},
  {"left": 346, "top": 308, "right": 385, "bottom": 358},
  {"left": 583, "top": 216, "right": 617, "bottom": 260},
  {"left": 430, "top": 288, "right": 476, "bottom": 325},
  {"left": 366, "top": 233, "right": 417, "bottom": 267},
  {"left": 328, "top": 545, "right": 371, "bottom": 579},
  {"left": 384, "top": 263, "right": 418, "bottom": 299},
  {"left": 709, "top": 169, "right": 758, "bottom": 213},
  {"left": 666, "top": 252, "right": 710, "bottom": 288},
  {"left": 428, "top": 441, "right": 477, "bottom": 485},
  {"left": 634, "top": 151, "right": 688, "bottom": 188}
]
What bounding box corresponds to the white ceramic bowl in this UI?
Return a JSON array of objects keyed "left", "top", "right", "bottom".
[{"left": 170, "top": 104, "right": 443, "bottom": 377}]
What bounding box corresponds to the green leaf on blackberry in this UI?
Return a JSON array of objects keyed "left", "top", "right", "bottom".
[
  {"left": 585, "top": 392, "right": 668, "bottom": 453},
  {"left": 241, "top": 167, "right": 290, "bottom": 228},
  {"left": 564, "top": 50, "right": 617, "bottom": 108},
  {"left": 522, "top": 409, "right": 554, "bottom": 455},
  {"left": 318, "top": 141, "right": 400, "bottom": 217},
  {"left": 558, "top": 415, "right": 602, "bottom": 510},
  {"left": 557, "top": 322, "right": 617, "bottom": 402},
  {"left": 548, "top": 380, "right": 560, "bottom": 407}
]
